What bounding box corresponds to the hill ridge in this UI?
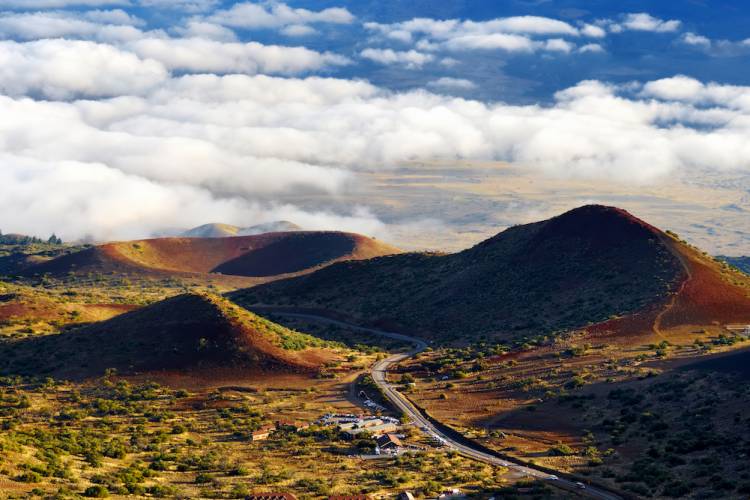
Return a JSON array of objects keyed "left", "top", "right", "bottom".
[
  {"left": 21, "top": 231, "right": 401, "bottom": 279},
  {"left": 233, "top": 205, "right": 729, "bottom": 342},
  {"left": 0, "top": 292, "right": 335, "bottom": 379}
]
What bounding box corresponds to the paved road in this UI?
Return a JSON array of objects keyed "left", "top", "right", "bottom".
[{"left": 276, "top": 312, "right": 622, "bottom": 500}]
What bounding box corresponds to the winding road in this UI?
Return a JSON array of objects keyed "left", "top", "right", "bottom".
[{"left": 274, "top": 312, "right": 622, "bottom": 500}]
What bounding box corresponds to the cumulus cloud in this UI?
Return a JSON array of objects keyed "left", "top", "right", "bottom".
[
  {"left": 128, "top": 37, "right": 350, "bottom": 74},
  {"left": 680, "top": 32, "right": 712, "bottom": 48},
  {"left": 365, "top": 16, "right": 591, "bottom": 55},
  {"left": 426, "top": 77, "right": 477, "bottom": 91},
  {"left": 608, "top": 13, "right": 681, "bottom": 33},
  {"left": 173, "top": 21, "right": 238, "bottom": 41},
  {"left": 0, "top": 39, "right": 167, "bottom": 99},
  {"left": 361, "top": 48, "right": 433, "bottom": 68},
  {"left": 580, "top": 24, "right": 606, "bottom": 38},
  {"left": 4, "top": 71, "right": 750, "bottom": 240},
  {"left": 0, "top": 153, "right": 379, "bottom": 242},
  {"left": 0, "top": 36, "right": 348, "bottom": 97},
  {"left": 0, "top": 2, "right": 745, "bottom": 244},
  {"left": 205, "top": 2, "right": 354, "bottom": 31},
  {"left": 578, "top": 43, "right": 605, "bottom": 54},
  {"left": 442, "top": 32, "right": 537, "bottom": 52},
  {"left": 83, "top": 9, "right": 143, "bottom": 26},
  {"left": 678, "top": 32, "right": 750, "bottom": 57},
  {"left": 281, "top": 24, "right": 317, "bottom": 37},
  {"left": 0, "top": 11, "right": 149, "bottom": 42},
  {"left": 2, "top": 0, "right": 129, "bottom": 7},
  {"left": 137, "top": 0, "right": 219, "bottom": 13},
  {"left": 366, "top": 16, "right": 581, "bottom": 40}
]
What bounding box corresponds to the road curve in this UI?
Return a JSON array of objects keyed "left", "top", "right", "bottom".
[{"left": 274, "top": 312, "right": 622, "bottom": 500}]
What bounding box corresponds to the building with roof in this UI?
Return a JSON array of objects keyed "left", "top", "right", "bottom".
[
  {"left": 342, "top": 422, "right": 398, "bottom": 439},
  {"left": 376, "top": 433, "right": 402, "bottom": 451},
  {"left": 247, "top": 494, "right": 297, "bottom": 500},
  {"left": 251, "top": 425, "right": 275, "bottom": 441}
]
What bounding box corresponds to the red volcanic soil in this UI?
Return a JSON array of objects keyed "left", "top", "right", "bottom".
[
  {"left": 587, "top": 232, "right": 750, "bottom": 338},
  {"left": 531, "top": 205, "right": 663, "bottom": 251},
  {"left": 22, "top": 232, "right": 401, "bottom": 279},
  {"left": 0, "top": 293, "right": 332, "bottom": 380},
  {"left": 658, "top": 239, "right": 750, "bottom": 327}
]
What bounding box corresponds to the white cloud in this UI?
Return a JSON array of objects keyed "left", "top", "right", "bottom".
[
  {"left": 206, "top": 2, "right": 354, "bottom": 30},
  {"left": 0, "top": 11, "right": 149, "bottom": 42},
  {"left": 367, "top": 16, "right": 580, "bottom": 40},
  {"left": 480, "top": 16, "right": 579, "bottom": 36},
  {"left": 610, "top": 13, "right": 681, "bottom": 33},
  {"left": 173, "top": 21, "right": 237, "bottom": 41},
  {"left": 641, "top": 75, "right": 706, "bottom": 101},
  {"left": 1, "top": 0, "right": 129, "bottom": 7},
  {"left": 426, "top": 77, "right": 477, "bottom": 91},
  {"left": 442, "top": 33, "right": 537, "bottom": 52},
  {"left": 544, "top": 38, "right": 574, "bottom": 53},
  {"left": 366, "top": 16, "right": 594, "bottom": 55},
  {"left": 580, "top": 23, "right": 606, "bottom": 38},
  {"left": 360, "top": 48, "right": 433, "bottom": 68},
  {"left": 678, "top": 32, "right": 750, "bottom": 57},
  {"left": 0, "top": 39, "right": 167, "bottom": 99},
  {"left": 0, "top": 153, "right": 379, "bottom": 242},
  {"left": 1, "top": 16, "right": 750, "bottom": 244},
  {"left": 578, "top": 43, "right": 605, "bottom": 54},
  {"left": 137, "top": 0, "right": 219, "bottom": 13},
  {"left": 680, "top": 32, "right": 711, "bottom": 48},
  {"left": 83, "top": 9, "right": 143, "bottom": 26},
  {"left": 640, "top": 75, "right": 750, "bottom": 111},
  {"left": 128, "top": 37, "right": 349, "bottom": 75},
  {"left": 281, "top": 24, "right": 317, "bottom": 37}
]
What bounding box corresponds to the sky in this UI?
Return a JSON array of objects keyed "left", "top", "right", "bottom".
[{"left": 0, "top": 0, "right": 749, "bottom": 252}]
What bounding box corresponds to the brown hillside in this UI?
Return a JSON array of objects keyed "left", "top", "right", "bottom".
[
  {"left": 0, "top": 293, "right": 335, "bottom": 379},
  {"left": 233, "top": 205, "right": 687, "bottom": 342},
  {"left": 22, "top": 232, "right": 400, "bottom": 279},
  {"left": 659, "top": 236, "right": 750, "bottom": 327},
  {"left": 0, "top": 289, "right": 135, "bottom": 326},
  {"left": 587, "top": 232, "right": 750, "bottom": 337}
]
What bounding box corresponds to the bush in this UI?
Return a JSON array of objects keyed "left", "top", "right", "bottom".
[
  {"left": 548, "top": 443, "right": 575, "bottom": 456},
  {"left": 16, "top": 471, "right": 42, "bottom": 483},
  {"left": 195, "top": 473, "right": 213, "bottom": 484},
  {"left": 84, "top": 485, "right": 110, "bottom": 498},
  {"left": 146, "top": 485, "right": 177, "bottom": 497}
]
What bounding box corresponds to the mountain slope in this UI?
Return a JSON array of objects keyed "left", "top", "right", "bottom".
[
  {"left": 0, "top": 293, "right": 334, "bottom": 379},
  {"left": 22, "top": 232, "right": 400, "bottom": 279},
  {"left": 233, "top": 205, "right": 750, "bottom": 342},
  {"left": 180, "top": 221, "right": 302, "bottom": 238},
  {"left": 181, "top": 223, "right": 242, "bottom": 238}
]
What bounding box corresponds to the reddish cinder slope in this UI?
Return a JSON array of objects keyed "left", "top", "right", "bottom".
[
  {"left": 588, "top": 232, "right": 750, "bottom": 337},
  {"left": 0, "top": 293, "right": 331, "bottom": 379},
  {"left": 658, "top": 237, "right": 750, "bottom": 328},
  {"left": 23, "top": 232, "right": 401, "bottom": 279}
]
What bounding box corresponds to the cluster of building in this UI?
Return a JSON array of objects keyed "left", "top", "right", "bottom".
[
  {"left": 245, "top": 490, "right": 464, "bottom": 500},
  {"left": 319, "top": 413, "right": 401, "bottom": 439},
  {"left": 251, "top": 420, "right": 311, "bottom": 441}
]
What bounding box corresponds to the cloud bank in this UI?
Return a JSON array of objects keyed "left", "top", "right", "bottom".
[{"left": 0, "top": 3, "right": 745, "bottom": 244}]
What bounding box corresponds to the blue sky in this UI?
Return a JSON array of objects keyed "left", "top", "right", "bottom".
[
  {"left": 0, "top": 0, "right": 749, "bottom": 250},
  {"left": 106, "top": 0, "right": 750, "bottom": 101}
]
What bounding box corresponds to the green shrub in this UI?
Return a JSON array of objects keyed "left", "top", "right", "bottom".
[{"left": 84, "top": 485, "right": 109, "bottom": 498}]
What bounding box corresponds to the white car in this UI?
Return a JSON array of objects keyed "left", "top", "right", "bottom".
[{"left": 547, "top": 475, "right": 558, "bottom": 480}]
